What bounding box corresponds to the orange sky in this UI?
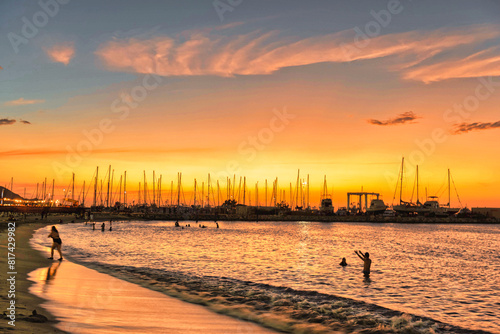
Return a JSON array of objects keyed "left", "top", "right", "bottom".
[{"left": 1, "top": 2, "right": 500, "bottom": 207}]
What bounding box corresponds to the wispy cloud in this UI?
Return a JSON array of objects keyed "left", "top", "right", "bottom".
[
  {"left": 403, "top": 46, "right": 500, "bottom": 83},
  {"left": 0, "top": 119, "right": 32, "bottom": 126},
  {"left": 0, "top": 147, "right": 213, "bottom": 157},
  {"left": 4, "top": 98, "right": 45, "bottom": 106},
  {"left": 453, "top": 120, "right": 500, "bottom": 134},
  {"left": 0, "top": 119, "right": 16, "bottom": 126},
  {"left": 45, "top": 42, "right": 75, "bottom": 65},
  {"left": 95, "top": 24, "right": 499, "bottom": 82},
  {"left": 368, "top": 111, "right": 420, "bottom": 126}
]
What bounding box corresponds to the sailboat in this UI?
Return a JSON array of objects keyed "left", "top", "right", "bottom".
[
  {"left": 419, "top": 169, "right": 460, "bottom": 216},
  {"left": 320, "top": 176, "right": 334, "bottom": 214},
  {"left": 393, "top": 158, "right": 418, "bottom": 215},
  {"left": 393, "top": 159, "right": 460, "bottom": 217}
]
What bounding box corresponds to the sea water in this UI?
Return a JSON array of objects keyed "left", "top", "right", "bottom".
[{"left": 32, "top": 221, "right": 499, "bottom": 332}]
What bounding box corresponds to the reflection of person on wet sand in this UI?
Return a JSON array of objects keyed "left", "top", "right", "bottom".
[
  {"left": 354, "top": 250, "right": 371, "bottom": 277},
  {"left": 45, "top": 261, "right": 61, "bottom": 281},
  {"left": 48, "top": 226, "right": 63, "bottom": 261}
]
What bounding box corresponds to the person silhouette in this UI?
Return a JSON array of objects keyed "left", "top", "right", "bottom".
[
  {"left": 354, "top": 250, "right": 371, "bottom": 277},
  {"left": 47, "top": 226, "right": 63, "bottom": 261},
  {"left": 339, "top": 257, "right": 348, "bottom": 267}
]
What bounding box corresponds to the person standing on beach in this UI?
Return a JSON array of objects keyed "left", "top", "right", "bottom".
[
  {"left": 354, "top": 250, "right": 371, "bottom": 276},
  {"left": 48, "top": 226, "right": 63, "bottom": 261},
  {"left": 101, "top": 223, "right": 105, "bottom": 232}
]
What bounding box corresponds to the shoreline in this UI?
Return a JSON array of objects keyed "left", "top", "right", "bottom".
[
  {"left": 0, "top": 214, "right": 131, "bottom": 333},
  {"left": 1, "top": 219, "right": 69, "bottom": 333}
]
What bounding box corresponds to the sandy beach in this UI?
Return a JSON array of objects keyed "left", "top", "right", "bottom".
[{"left": 1, "top": 216, "right": 70, "bottom": 333}]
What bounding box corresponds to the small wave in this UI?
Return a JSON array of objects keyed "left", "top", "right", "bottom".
[{"left": 72, "top": 261, "right": 492, "bottom": 334}]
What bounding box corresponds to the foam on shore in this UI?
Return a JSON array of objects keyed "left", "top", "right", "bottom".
[
  {"left": 70, "top": 263, "right": 493, "bottom": 334},
  {"left": 27, "top": 258, "right": 278, "bottom": 333}
]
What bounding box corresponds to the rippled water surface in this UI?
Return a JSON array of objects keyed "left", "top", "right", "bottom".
[{"left": 33, "top": 221, "right": 499, "bottom": 332}]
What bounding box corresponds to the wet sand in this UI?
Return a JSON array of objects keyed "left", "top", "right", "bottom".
[
  {"left": 0, "top": 218, "right": 68, "bottom": 333},
  {"left": 28, "top": 258, "right": 278, "bottom": 333}
]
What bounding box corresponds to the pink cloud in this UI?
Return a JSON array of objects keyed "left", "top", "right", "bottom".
[
  {"left": 403, "top": 46, "right": 500, "bottom": 83},
  {"left": 95, "top": 24, "right": 499, "bottom": 82},
  {"left": 45, "top": 42, "right": 75, "bottom": 65},
  {"left": 4, "top": 98, "right": 45, "bottom": 106}
]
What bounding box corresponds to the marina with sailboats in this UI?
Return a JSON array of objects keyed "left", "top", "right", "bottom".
[{"left": 1, "top": 161, "right": 498, "bottom": 223}]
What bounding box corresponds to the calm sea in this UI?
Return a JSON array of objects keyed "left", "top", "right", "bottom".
[{"left": 32, "top": 221, "right": 499, "bottom": 332}]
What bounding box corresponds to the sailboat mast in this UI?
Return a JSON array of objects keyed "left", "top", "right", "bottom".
[
  {"left": 243, "top": 177, "right": 246, "bottom": 205},
  {"left": 194, "top": 179, "right": 197, "bottom": 207},
  {"left": 177, "top": 173, "right": 181, "bottom": 207},
  {"left": 93, "top": 166, "right": 98, "bottom": 207},
  {"left": 72, "top": 173, "right": 75, "bottom": 201},
  {"left": 124, "top": 171, "right": 127, "bottom": 206},
  {"left": 153, "top": 171, "right": 156, "bottom": 207},
  {"left": 119, "top": 175, "right": 122, "bottom": 204},
  {"left": 107, "top": 165, "right": 111, "bottom": 207},
  {"left": 255, "top": 182, "right": 258, "bottom": 208},
  {"left": 448, "top": 169, "right": 451, "bottom": 207},
  {"left": 201, "top": 182, "right": 204, "bottom": 207},
  {"left": 416, "top": 165, "right": 419, "bottom": 204},
  {"left": 159, "top": 175, "right": 162, "bottom": 206},
  {"left": 81, "top": 180, "right": 85, "bottom": 206},
  {"left": 400, "top": 157, "right": 404, "bottom": 204},
  {"left": 265, "top": 179, "right": 268, "bottom": 206},
  {"left": 52, "top": 179, "right": 55, "bottom": 203},
  {"left": 143, "top": 170, "right": 147, "bottom": 206},
  {"left": 207, "top": 173, "right": 211, "bottom": 207}
]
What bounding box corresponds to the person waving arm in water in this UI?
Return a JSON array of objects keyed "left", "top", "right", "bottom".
[{"left": 355, "top": 250, "right": 371, "bottom": 277}]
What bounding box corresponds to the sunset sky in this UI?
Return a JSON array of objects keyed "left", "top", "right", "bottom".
[{"left": 1, "top": 0, "right": 500, "bottom": 207}]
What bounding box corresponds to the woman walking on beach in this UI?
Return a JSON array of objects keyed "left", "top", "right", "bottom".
[{"left": 48, "top": 226, "right": 63, "bottom": 261}]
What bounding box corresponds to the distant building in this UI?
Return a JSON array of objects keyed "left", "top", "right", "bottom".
[{"left": 472, "top": 207, "right": 500, "bottom": 219}]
